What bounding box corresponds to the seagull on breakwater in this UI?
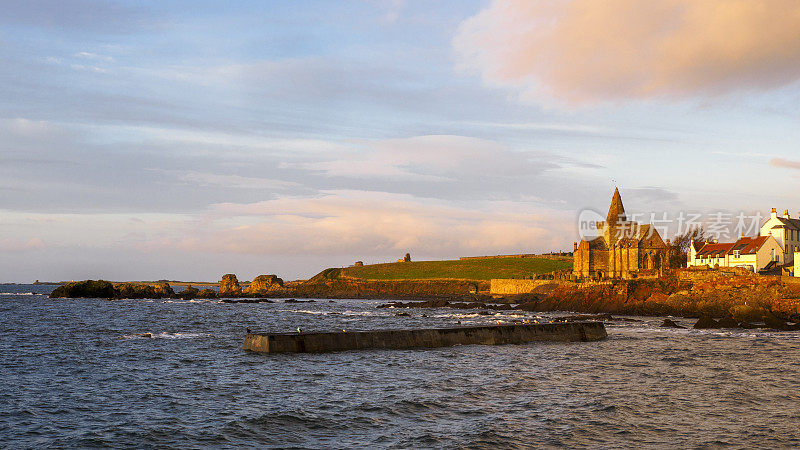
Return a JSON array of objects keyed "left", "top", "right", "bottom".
[{"left": 246, "top": 327, "right": 251, "bottom": 334}]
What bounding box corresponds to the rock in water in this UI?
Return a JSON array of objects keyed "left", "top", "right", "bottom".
[
  {"left": 243, "top": 275, "right": 284, "bottom": 295},
  {"left": 115, "top": 283, "right": 156, "bottom": 299},
  {"left": 154, "top": 282, "right": 174, "bottom": 298},
  {"left": 196, "top": 288, "right": 217, "bottom": 299},
  {"left": 693, "top": 316, "right": 719, "bottom": 329},
  {"left": 728, "top": 305, "right": 770, "bottom": 323},
  {"left": 764, "top": 315, "right": 788, "bottom": 331},
  {"left": 660, "top": 318, "right": 684, "bottom": 328},
  {"left": 179, "top": 285, "right": 199, "bottom": 300},
  {"left": 219, "top": 274, "right": 242, "bottom": 297},
  {"left": 716, "top": 317, "right": 739, "bottom": 328},
  {"left": 50, "top": 280, "right": 116, "bottom": 299}
]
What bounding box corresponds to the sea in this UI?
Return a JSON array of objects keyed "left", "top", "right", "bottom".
[{"left": 2, "top": 283, "right": 800, "bottom": 448}]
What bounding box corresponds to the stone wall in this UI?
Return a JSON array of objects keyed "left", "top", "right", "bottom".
[
  {"left": 490, "top": 279, "right": 558, "bottom": 295},
  {"left": 677, "top": 267, "right": 756, "bottom": 283},
  {"left": 459, "top": 254, "right": 539, "bottom": 260}
]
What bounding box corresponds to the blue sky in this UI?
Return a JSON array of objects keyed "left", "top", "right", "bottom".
[{"left": 2, "top": 0, "right": 800, "bottom": 282}]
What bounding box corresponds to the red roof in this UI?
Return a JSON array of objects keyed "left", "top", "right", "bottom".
[
  {"left": 694, "top": 236, "right": 771, "bottom": 258},
  {"left": 696, "top": 242, "right": 735, "bottom": 258},
  {"left": 730, "top": 236, "right": 770, "bottom": 255}
]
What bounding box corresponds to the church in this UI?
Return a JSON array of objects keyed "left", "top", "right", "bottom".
[{"left": 573, "top": 188, "right": 670, "bottom": 279}]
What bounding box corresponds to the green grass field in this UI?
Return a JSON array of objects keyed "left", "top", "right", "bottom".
[{"left": 339, "top": 257, "right": 572, "bottom": 281}]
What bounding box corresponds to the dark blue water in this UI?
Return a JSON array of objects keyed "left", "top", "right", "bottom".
[{"left": 3, "top": 284, "right": 800, "bottom": 448}]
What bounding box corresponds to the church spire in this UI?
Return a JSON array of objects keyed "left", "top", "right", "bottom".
[{"left": 606, "top": 187, "right": 626, "bottom": 224}]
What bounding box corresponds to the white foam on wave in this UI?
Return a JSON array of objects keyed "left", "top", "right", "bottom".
[
  {"left": 122, "top": 332, "right": 212, "bottom": 339},
  {"left": 342, "top": 310, "right": 381, "bottom": 317},
  {"left": 614, "top": 325, "right": 800, "bottom": 341},
  {"left": 431, "top": 312, "right": 510, "bottom": 320},
  {"left": 286, "top": 309, "right": 327, "bottom": 315},
  {"left": 162, "top": 299, "right": 214, "bottom": 304},
  {"left": 0, "top": 292, "right": 37, "bottom": 296}
]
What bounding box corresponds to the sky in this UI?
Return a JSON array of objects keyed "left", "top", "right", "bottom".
[{"left": 2, "top": 0, "right": 800, "bottom": 282}]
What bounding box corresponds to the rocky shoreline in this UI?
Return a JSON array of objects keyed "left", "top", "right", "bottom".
[{"left": 48, "top": 269, "right": 800, "bottom": 332}]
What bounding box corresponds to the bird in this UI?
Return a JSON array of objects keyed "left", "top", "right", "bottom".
[
  {"left": 296, "top": 327, "right": 302, "bottom": 333},
  {"left": 246, "top": 327, "right": 251, "bottom": 334}
]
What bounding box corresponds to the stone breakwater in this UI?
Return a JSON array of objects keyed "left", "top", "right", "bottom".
[{"left": 242, "top": 322, "right": 608, "bottom": 353}]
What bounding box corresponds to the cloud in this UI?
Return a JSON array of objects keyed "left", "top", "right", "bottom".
[
  {"left": 292, "top": 134, "right": 558, "bottom": 180},
  {"left": 375, "top": 0, "right": 406, "bottom": 23},
  {"left": 770, "top": 158, "right": 800, "bottom": 170},
  {"left": 454, "top": 0, "right": 800, "bottom": 104},
  {"left": 140, "top": 190, "right": 573, "bottom": 256},
  {"left": 73, "top": 52, "right": 114, "bottom": 62},
  {"left": 0, "top": 0, "right": 148, "bottom": 33},
  {"left": 623, "top": 186, "right": 680, "bottom": 205},
  {"left": 3, "top": 118, "right": 68, "bottom": 138},
  {"left": 154, "top": 169, "right": 304, "bottom": 191},
  {"left": 0, "top": 238, "right": 46, "bottom": 252}
]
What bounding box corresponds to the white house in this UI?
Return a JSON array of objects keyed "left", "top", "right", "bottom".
[
  {"left": 794, "top": 251, "right": 800, "bottom": 277},
  {"left": 688, "top": 235, "right": 783, "bottom": 272},
  {"left": 760, "top": 208, "right": 800, "bottom": 264}
]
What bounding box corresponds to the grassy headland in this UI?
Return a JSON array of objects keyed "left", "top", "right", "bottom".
[{"left": 337, "top": 257, "right": 572, "bottom": 281}]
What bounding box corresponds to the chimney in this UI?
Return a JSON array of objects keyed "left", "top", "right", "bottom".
[
  {"left": 573, "top": 242, "right": 578, "bottom": 251},
  {"left": 771, "top": 207, "right": 778, "bottom": 219},
  {"left": 785, "top": 209, "right": 791, "bottom": 219}
]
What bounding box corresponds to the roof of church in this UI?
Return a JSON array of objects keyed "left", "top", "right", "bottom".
[{"left": 606, "top": 187, "right": 626, "bottom": 224}]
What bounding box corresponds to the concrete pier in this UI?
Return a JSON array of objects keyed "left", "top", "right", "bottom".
[{"left": 243, "top": 322, "right": 607, "bottom": 353}]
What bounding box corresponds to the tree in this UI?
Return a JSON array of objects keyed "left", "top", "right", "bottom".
[{"left": 670, "top": 226, "right": 706, "bottom": 268}]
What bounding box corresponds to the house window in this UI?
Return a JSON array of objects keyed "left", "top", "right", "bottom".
[{"left": 733, "top": 250, "right": 740, "bottom": 258}]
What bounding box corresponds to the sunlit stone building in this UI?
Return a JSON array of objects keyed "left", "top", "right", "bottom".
[{"left": 573, "top": 188, "right": 669, "bottom": 279}]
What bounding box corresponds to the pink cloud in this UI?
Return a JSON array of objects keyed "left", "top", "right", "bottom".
[
  {"left": 454, "top": 0, "right": 800, "bottom": 103},
  {"left": 770, "top": 158, "right": 800, "bottom": 170},
  {"left": 0, "top": 238, "right": 46, "bottom": 252},
  {"left": 139, "top": 191, "right": 573, "bottom": 256}
]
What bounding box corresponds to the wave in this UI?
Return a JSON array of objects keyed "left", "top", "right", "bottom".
[
  {"left": 161, "top": 299, "right": 215, "bottom": 304},
  {"left": 121, "top": 332, "right": 212, "bottom": 339},
  {"left": 285, "top": 309, "right": 328, "bottom": 315},
  {"left": 0, "top": 292, "right": 38, "bottom": 296}
]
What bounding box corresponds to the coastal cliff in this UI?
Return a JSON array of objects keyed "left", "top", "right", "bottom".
[{"left": 493, "top": 271, "right": 800, "bottom": 323}]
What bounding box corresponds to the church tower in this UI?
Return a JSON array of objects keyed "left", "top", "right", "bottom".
[
  {"left": 606, "top": 187, "right": 626, "bottom": 225},
  {"left": 573, "top": 187, "right": 669, "bottom": 280}
]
